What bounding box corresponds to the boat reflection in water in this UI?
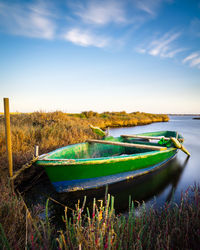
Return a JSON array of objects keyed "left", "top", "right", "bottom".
[
  {"left": 57, "top": 155, "right": 189, "bottom": 213},
  {"left": 109, "top": 156, "right": 189, "bottom": 211}
]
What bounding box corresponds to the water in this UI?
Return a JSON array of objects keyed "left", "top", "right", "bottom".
[
  {"left": 109, "top": 116, "right": 200, "bottom": 207},
  {"left": 22, "top": 116, "right": 200, "bottom": 218}
]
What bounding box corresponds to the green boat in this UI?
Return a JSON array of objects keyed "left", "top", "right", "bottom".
[{"left": 35, "top": 131, "right": 188, "bottom": 192}]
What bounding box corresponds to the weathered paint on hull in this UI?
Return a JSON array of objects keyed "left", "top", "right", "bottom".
[
  {"left": 43, "top": 149, "right": 176, "bottom": 192},
  {"left": 52, "top": 153, "right": 177, "bottom": 192}
]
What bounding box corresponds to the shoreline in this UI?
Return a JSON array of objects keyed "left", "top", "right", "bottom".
[{"left": 168, "top": 114, "right": 200, "bottom": 116}]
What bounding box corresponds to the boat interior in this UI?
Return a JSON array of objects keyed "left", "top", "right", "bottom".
[{"left": 46, "top": 131, "right": 180, "bottom": 160}]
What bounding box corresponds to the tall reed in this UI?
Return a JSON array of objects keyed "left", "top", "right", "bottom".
[{"left": 54, "top": 185, "right": 200, "bottom": 249}]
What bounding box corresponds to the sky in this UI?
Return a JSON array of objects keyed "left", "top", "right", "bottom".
[{"left": 0, "top": 0, "right": 200, "bottom": 114}]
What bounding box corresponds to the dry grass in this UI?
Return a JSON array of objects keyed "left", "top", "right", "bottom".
[{"left": 0, "top": 179, "right": 25, "bottom": 249}]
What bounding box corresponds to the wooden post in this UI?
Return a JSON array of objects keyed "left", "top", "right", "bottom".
[
  {"left": 4, "top": 98, "right": 13, "bottom": 184},
  {"left": 34, "top": 145, "right": 39, "bottom": 157},
  {"left": 106, "top": 127, "right": 110, "bottom": 136}
]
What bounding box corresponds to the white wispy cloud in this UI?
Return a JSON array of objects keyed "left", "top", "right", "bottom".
[
  {"left": 182, "top": 52, "right": 199, "bottom": 64},
  {"left": 63, "top": 28, "right": 109, "bottom": 48},
  {"left": 135, "top": 0, "right": 157, "bottom": 15},
  {"left": 0, "top": 1, "right": 111, "bottom": 49},
  {"left": 134, "top": 0, "right": 172, "bottom": 16},
  {"left": 137, "top": 31, "right": 184, "bottom": 58},
  {"left": 191, "top": 57, "right": 200, "bottom": 67},
  {"left": 148, "top": 32, "right": 181, "bottom": 57},
  {"left": 183, "top": 52, "right": 200, "bottom": 69},
  {"left": 72, "top": 0, "right": 127, "bottom": 25},
  {"left": 136, "top": 48, "right": 146, "bottom": 54},
  {"left": 0, "top": 1, "right": 55, "bottom": 39},
  {"left": 164, "top": 48, "right": 186, "bottom": 58}
]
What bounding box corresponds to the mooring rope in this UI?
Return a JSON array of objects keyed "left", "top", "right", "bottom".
[{"left": 11, "top": 156, "right": 39, "bottom": 180}]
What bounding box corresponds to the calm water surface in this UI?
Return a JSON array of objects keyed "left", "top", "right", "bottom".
[
  {"left": 23, "top": 116, "right": 200, "bottom": 218},
  {"left": 109, "top": 116, "right": 200, "bottom": 207}
]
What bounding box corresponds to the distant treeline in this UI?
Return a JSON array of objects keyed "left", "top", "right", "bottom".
[{"left": 69, "top": 110, "right": 169, "bottom": 128}]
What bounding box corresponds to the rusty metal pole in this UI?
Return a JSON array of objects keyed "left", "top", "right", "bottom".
[{"left": 4, "top": 98, "right": 13, "bottom": 188}]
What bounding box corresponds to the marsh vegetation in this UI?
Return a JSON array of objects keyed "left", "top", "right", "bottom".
[{"left": 3, "top": 111, "right": 200, "bottom": 249}]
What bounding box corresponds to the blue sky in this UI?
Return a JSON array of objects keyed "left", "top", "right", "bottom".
[{"left": 0, "top": 0, "right": 200, "bottom": 113}]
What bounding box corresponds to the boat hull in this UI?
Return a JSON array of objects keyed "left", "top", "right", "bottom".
[
  {"left": 52, "top": 152, "right": 177, "bottom": 192},
  {"left": 41, "top": 148, "right": 177, "bottom": 192},
  {"left": 35, "top": 131, "right": 182, "bottom": 192}
]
